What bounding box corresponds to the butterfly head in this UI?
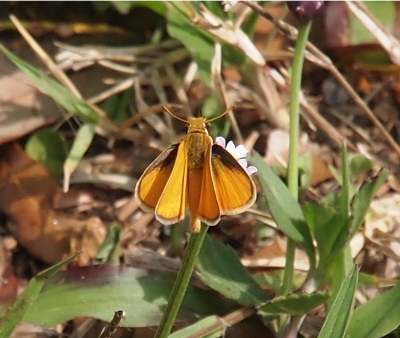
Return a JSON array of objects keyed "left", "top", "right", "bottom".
[{"left": 187, "top": 117, "right": 208, "bottom": 134}]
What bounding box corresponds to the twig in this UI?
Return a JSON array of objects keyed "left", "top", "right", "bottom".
[
  {"left": 87, "top": 77, "right": 135, "bottom": 104},
  {"left": 164, "top": 63, "right": 191, "bottom": 116},
  {"left": 98, "top": 310, "right": 125, "bottom": 338},
  {"left": 212, "top": 42, "right": 243, "bottom": 144},
  {"left": 305, "top": 42, "right": 400, "bottom": 156},
  {"left": 132, "top": 78, "right": 172, "bottom": 139},
  {"left": 299, "top": 96, "right": 357, "bottom": 151},
  {"left": 55, "top": 39, "right": 181, "bottom": 63},
  {"left": 184, "top": 307, "right": 256, "bottom": 338},
  {"left": 151, "top": 69, "right": 174, "bottom": 132}
]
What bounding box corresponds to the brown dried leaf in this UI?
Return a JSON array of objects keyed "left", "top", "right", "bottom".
[
  {"left": 263, "top": 129, "right": 333, "bottom": 185},
  {"left": 311, "top": 155, "right": 333, "bottom": 186},
  {"left": 242, "top": 235, "right": 310, "bottom": 271},
  {"left": 0, "top": 267, "right": 18, "bottom": 309},
  {"left": 0, "top": 143, "right": 106, "bottom": 264},
  {"left": 0, "top": 52, "right": 62, "bottom": 145}
]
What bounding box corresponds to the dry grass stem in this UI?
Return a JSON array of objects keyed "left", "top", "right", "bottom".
[{"left": 9, "top": 14, "right": 82, "bottom": 98}]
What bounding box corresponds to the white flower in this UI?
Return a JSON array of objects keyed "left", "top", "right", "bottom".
[{"left": 215, "top": 137, "right": 257, "bottom": 175}]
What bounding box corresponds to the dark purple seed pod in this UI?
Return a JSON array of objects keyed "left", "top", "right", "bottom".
[{"left": 287, "top": 1, "right": 325, "bottom": 24}]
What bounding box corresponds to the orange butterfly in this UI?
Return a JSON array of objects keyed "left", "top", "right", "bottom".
[{"left": 135, "top": 106, "right": 256, "bottom": 232}]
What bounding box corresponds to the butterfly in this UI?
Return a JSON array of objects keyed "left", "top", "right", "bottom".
[{"left": 135, "top": 106, "right": 256, "bottom": 232}]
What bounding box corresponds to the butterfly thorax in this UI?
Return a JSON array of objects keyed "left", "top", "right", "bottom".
[{"left": 186, "top": 118, "right": 211, "bottom": 170}]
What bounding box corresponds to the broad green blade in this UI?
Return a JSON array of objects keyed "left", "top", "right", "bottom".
[
  {"left": 260, "top": 291, "right": 329, "bottom": 315},
  {"left": 0, "top": 252, "right": 79, "bottom": 337},
  {"left": 197, "top": 235, "right": 269, "bottom": 306},
  {"left": 346, "top": 280, "right": 400, "bottom": 338},
  {"left": 318, "top": 266, "right": 358, "bottom": 338},
  {"left": 249, "top": 152, "right": 316, "bottom": 269},
  {"left": 23, "top": 265, "right": 235, "bottom": 327}
]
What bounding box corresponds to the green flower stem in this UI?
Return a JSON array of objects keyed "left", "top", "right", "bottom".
[
  {"left": 170, "top": 222, "right": 183, "bottom": 255},
  {"left": 281, "top": 21, "right": 312, "bottom": 296},
  {"left": 154, "top": 223, "right": 209, "bottom": 338}
]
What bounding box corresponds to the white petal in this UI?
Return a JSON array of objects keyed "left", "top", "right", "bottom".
[
  {"left": 226, "top": 141, "right": 236, "bottom": 153},
  {"left": 238, "top": 158, "right": 248, "bottom": 169},
  {"left": 214, "top": 136, "right": 257, "bottom": 175},
  {"left": 215, "top": 136, "right": 226, "bottom": 148},
  {"left": 246, "top": 166, "right": 258, "bottom": 175},
  {"left": 234, "top": 145, "right": 248, "bottom": 159}
]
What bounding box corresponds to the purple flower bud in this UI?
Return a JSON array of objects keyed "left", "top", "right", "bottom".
[{"left": 287, "top": 1, "right": 325, "bottom": 24}]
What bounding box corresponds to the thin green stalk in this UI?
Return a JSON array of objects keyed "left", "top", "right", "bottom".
[
  {"left": 169, "top": 221, "right": 183, "bottom": 255},
  {"left": 154, "top": 223, "right": 209, "bottom": 338},
  {"left": 281, "top": 21, "right": 312, "bottom": 296}
]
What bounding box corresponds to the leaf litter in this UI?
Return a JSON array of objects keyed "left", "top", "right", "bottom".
[{"left": 0, "top": 2, "right": 400, "bottom": 337}]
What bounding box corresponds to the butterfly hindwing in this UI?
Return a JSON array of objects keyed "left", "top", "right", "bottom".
[
  {"left": 197, "top": 135, "right": 220, "bottom": 225},
  {"left": 211, "top": 144, "right": 256, "bottom": 214}
]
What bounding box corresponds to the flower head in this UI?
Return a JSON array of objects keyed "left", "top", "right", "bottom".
[
  {"left": 215, "top": 137, "right": 257, "bottom": 175},
  {"left": 287, "top": 1, "right": 325, "bottom": 24}
]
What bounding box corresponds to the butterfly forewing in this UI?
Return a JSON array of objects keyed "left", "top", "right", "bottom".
[{"left": 155, "top": 141, "right": 188, "bottom": 224}]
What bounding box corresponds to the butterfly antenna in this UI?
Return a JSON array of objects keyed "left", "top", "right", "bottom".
[
  {"left": 162, "top": 106, "right": 189, "bottom": 124},
  {"left": 206, "top": 105, "right": 235, "bottom": 123}
]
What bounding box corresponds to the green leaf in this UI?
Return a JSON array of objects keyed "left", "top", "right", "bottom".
[
  {"left": 350, "top": 169, "right": 389, "bottom": 237},
  {"left": 202, "top": 1, "right": 226, "bottom": 19},
  {"left": 298, "top": 152, "right": 314, "bottom": 189},
  {"left": 358, "top": 272, "right": 395, "bottom": 289},
  {"left": 93, "top": 222, "right": 122, "bottom": 265},
  {"left": 23, "top": 265, "right": 234, "bottom": 327},
  {"left": 111, "top": 1, "right": 136, "bottom": 14},
  {"left": 91, "top": 1, "right": 111, "bottom": 13},
  {"left": 64, "top": 123, "right": 96, "bottom": 176},
  {"left": 349, "top": 1, "right": 395, "bottom": 45},
  {"left": 318, "top": 266, "right": 358, "bottom": 338},
  {"left": 0, "top": 253, "right": 79, "bottom": 337},
  {"left": 340, "top": 144, "right": 350, "bottom": 217},
  {"left": 259, "top": 291, "right": 329, "bottom": 315},
  {"left": 169, "top": 316, "right": 224, "bottom": 338},
  {"left": 0, "top": 44, "right": 99, "bottom": 124},
  {"left": 303, "top": 202, "right": 349, "bottom": 269},
  {"left": 248, "top": 152, "right": 316, "bottom": 269},
  {"left": 140, "top": 1, "right": 167, "bottom": 16},
  {"left": 166, "top": 3, "right": 214, "bottom": 85},
  {"left": 349, "top": 154, "right": 373, "bottom": 182},
  {"left": 101, "top": 90, "right": 131, "bottom": 122},
  {"left": 345, "top": 280, "right": 400, "bottom": 338},
  {"left": 328, "top": 247, "right": 355, "bottom": 312},
  {"left": 197, "top": 235, "right": 269, "bottom": 306},
  {"left": 25, "top": 128, "right": 68, "bottom": 178},
  {"left": 166, "top": 3, "right": 246, "bottom": 86}
]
